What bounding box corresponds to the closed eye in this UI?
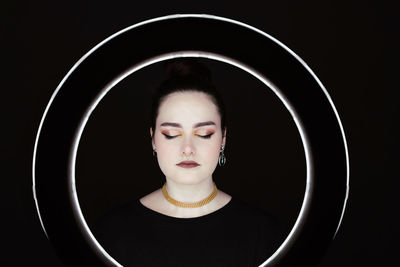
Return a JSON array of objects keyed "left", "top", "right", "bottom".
[
  {"left": 197, "top": 133, "right": 213, "bottom": 139},
  {"left": 162, "top": 133, "right": 213, "bottom": 139},
  {"left": 162, "top": 133, "right": 179, "bottom": 139}
]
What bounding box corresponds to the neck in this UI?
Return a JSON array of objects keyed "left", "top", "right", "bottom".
[{"left": 164, "top": 178, "right": 215, "bottom": 203}]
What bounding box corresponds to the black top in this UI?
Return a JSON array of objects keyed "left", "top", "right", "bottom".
[{"left": 93, "top": 197, "right": 283, "bottom": 267}]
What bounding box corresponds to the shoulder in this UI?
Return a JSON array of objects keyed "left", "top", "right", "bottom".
[
  {"left": 229, "top": 197, "right": 284, "bottom": 235},
  {"left": 91, "top": 201, "right": 145, "bottom": 261},
  {"left": 230, "top": 197, "right": 275, "bottom": 219},
  {"left": 229, "top": 199, "right": 285, "bottom": 260},
  {"left": 139, "top": 188, "right": 167, "bottom": 214},
  {"left": 92, "top": 200, "right": 143, "bottom": 236},
  {"left": 140, "top": 188, "right": 161, "bottom": 206}
]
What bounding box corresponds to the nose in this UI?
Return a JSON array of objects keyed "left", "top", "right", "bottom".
[{"left": 182, "top": 138, "right": 195, "bottom": 157}]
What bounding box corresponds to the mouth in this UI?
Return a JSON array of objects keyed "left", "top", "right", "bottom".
[{"left": 176, "top": 160, "right": 200, "bottom": 168}]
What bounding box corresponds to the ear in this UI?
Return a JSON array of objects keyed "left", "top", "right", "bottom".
[
  {"left": 222, "top": 127, "right": 227, "bottom": 147},
  {"left": 150, "top": 127, "right": 155, "bottom": 149}
]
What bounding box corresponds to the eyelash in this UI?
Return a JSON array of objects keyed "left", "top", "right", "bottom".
[{"left": 162, "top": 133, "right": 213, "bottom": 139}]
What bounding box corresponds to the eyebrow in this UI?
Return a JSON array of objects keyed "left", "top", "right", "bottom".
[{"left": 160, "top": 121, "right": 216, "bottom": 128}]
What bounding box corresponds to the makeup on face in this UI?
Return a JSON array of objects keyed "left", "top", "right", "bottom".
[
  {"left": 160, "top": 121, "right": 216, "bottom": 140},
  {"left": 176, "top": 160, "right": 200, "bottom": 168}
]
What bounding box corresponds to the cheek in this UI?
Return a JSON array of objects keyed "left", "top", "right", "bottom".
[
  {"left": 156, "top": 141, "right": 176, "bottom": 158},
  {"left": 155, "top": 141, "right": 177, "bottom": 174},
  {"left": 200, "top": 141, "right": 221, "bottom": 160}
]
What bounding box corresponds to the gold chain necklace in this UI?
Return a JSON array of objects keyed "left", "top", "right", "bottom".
[{"left": 162, "top": 182, "right": 218, "bottom": 208}]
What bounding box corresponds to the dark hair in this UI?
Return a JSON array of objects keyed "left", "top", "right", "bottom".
[{"left": 150, "top": 58, "right": 227, "bottom": 136}]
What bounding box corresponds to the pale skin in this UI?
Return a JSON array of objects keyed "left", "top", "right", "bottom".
[{"left": 140, "top": 91, "right": 232, "bottom": 218}]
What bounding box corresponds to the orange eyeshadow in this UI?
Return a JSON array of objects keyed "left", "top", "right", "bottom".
[
  {"left": 194, "top": 129, "right": 215, "bottom": 135},
  {"left": 161, "top": 130, "right": 183, "bottom": 136}
]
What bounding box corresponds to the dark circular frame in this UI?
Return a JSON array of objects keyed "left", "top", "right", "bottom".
[{"left": 32, "top": 14, "right": 349, "bottom": 266}]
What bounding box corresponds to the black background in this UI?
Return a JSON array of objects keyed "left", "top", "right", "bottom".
[{"left": 1, "top": 0, "right": 398, "bottom": 266}]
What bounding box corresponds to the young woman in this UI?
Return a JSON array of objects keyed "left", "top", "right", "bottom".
[{"left": 94, "top": 59, "right": 283, "bottom": 267}]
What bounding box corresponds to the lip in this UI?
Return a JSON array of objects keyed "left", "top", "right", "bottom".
[{"left": 176, "top": 160, "right": 200, "bottom": 168}]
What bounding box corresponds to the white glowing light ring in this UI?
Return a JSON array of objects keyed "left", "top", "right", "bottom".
[{"left": 33, "top": 14, "right": 349, "bottom": 266}]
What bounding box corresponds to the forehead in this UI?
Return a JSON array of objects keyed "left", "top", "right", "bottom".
[{"left": 157, "top": 91, "right": 220, "bottom": 124}]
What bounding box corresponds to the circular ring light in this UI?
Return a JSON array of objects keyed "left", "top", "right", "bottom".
[{"left": 33, "top": 14, "right": 349, "bottom": 266}]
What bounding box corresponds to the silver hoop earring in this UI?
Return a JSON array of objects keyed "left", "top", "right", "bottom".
[{"left": 218, "top": 146, "right": 226, "bottom": 166}]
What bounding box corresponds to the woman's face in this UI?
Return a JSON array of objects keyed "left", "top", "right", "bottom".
[{"left": 151, "top": 91, "right": 226, "bottom": 185}]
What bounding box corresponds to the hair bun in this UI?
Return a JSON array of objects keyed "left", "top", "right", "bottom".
[
  {"left": 150, "top": 57, "right": 226, "bottom": 133},
  {"left": 164, "top": 58, "right": 212, "bottom": 82}
]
